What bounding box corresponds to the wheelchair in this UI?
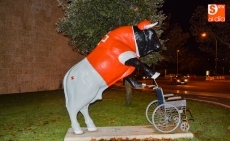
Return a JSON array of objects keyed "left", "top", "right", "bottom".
[{"left": 145, "top": 79, "right": 194, "bottom": 133}]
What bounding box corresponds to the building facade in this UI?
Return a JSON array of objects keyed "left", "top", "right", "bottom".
[{"left": 0, "top": 0, "right": 83, "bottom": 94}]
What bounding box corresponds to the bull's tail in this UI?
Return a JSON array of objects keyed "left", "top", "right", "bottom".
[
  {"left": 63, "top": 70, "right": 70, "bottom": 107},
  {"left": 63, "top": 65, "right": 77, "bottom": 107}
]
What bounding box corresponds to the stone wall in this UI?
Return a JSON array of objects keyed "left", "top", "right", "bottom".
[{"left": 0, "top": 0, "right": 83, "bottom": 94}]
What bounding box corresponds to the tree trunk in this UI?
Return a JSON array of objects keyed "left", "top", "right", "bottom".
[
  {"left": 125, "top": 80, "right": 132, "bottom": 105},
  {"left": 152, "top": 64, "right": 156, "bottom": 84}
]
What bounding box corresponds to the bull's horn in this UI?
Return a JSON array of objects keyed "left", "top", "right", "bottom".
[{"left": 144, "top": 22, "right": 158, "bottom": 29}]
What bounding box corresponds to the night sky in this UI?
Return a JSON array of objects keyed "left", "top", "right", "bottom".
[
  {"left": 161, "top": 0, "right": 216, "bottom": 54},
  {"left": 162, "top": 0, "right": 214, "bottom": 32}
]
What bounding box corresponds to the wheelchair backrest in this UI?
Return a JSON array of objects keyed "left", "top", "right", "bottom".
[{"left": 155, "top": 87, "right": 165, "bottom": 105}]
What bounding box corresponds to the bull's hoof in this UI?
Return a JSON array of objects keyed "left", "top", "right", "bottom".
[
  {"left": 88, "top": 127, "right": 97, "bottom": 132},
  {"left": 86, "top": 121, "right": 97, "bottom": 132},
  {"left": 74, "top": 129, "right": 84, "bottom": 135}
]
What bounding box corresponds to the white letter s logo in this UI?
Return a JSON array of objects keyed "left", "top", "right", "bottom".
[{"left": 208, "top": 4, "right": 218, "bottom": 15}]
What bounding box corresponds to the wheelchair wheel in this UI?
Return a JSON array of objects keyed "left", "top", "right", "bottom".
[
  {"left": 152, "top": 103, "right": 181, "bottom": 133},
  {"left": 145, "top": 100, "right": 158, "bottom": 124},
  {"left": 180, "top": 121, "right": 190, "bottom": 132}
]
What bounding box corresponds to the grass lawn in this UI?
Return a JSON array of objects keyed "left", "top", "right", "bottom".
[{"left": 0, "top": 88, "right": 230, "bottom": 141}]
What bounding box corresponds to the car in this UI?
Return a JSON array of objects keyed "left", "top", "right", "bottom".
[
  {"left": 170, "top": 74, "right": 188, "bottom": 85},
  {"left": 187, "top": 74, "right": 196, "bottom": 79}
]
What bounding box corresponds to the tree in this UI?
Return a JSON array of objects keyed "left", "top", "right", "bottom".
[
  {"left": 56, "top": 0, "right": 166, "bottom": 104},
  {"left": 190, "top": 1, "right": 230, "bottom": 45},
  {"left": 190, "top": 3, "right": 230, "bottom": 53},
  {"left": 56, "top": 0, "right": 166, "bottom": 64},
  {"left": 190, "top": 1, "right": 230, "bottom": 73},
  {"left": 179, "top": 52, "right": 204, "bottom": 74},
  {"left": 161, "top": 23, "right": 191, "bottom": 73}
]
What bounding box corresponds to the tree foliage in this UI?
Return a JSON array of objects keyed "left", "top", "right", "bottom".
[
  {"left": 161, "top": 24, "right": 189, "bottom": 62},
  {"left": 189, "top": 0, "right": 230, "bottom": 57},
  {"left": 56, "top": 0, "right": 166, "bottom": 65},
  {"left": 160, "top": 23, "right": 200, "bottom": 73}
]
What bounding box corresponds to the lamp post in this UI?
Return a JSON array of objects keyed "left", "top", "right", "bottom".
[
  {"left": 176, "top": 50, "right": 179, "bottom": 74},
  {"left": 214, "top": 37, "right": 217, "bottom": 74},
  {"left": 201, "top": 33, "right": 218, "bottom": 74}
]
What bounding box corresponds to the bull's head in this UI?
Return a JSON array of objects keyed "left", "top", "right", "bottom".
[{"left": 134, "top": 20, "right": 162, "bottom": 57}]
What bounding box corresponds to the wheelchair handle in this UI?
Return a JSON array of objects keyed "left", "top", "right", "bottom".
[{"left": 146, "top": 85, "right": 158, "bottom": 90}]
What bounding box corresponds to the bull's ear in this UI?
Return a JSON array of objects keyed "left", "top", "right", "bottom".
[{"left": 144, "top": 22, "right": 158, "bottom": 29}]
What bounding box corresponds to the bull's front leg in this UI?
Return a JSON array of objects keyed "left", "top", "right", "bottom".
[{"left": 125, "top": 58, "right": 160, "bottom": 79}]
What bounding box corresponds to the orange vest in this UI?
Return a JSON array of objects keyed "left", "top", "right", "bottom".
[{"left": 87, "top": 26, "right": 138, "bottom": 86}]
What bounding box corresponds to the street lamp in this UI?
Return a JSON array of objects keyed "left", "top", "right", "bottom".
[
  {"left": 201, "top": 32, "right": 218, "bottom": 74},
  {"left": 177, "top": 50, "right": 179, "bottom": 74}
]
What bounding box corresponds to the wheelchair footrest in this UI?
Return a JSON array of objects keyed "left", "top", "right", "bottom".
[
  {"left": 186, "top": 109, "right": 194, "bottom": 121},
  {"left": 164, "top": 94, "right": 174, "bottom": 97},
  {"left": 167, "top": 96, "right": 182, "bottom": 100}
]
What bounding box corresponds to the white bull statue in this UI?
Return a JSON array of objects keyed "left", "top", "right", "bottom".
[{"left": 63, "top": 20, "right": 162, "bottom": 134}]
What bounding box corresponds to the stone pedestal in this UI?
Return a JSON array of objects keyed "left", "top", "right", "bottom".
[{"left": 64, "top": 125, "right": 194, "bottom": 141}]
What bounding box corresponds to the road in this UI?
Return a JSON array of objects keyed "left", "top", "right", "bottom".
[
  {"left": 156, "top": 78, "right": 230, "bottom": 108},
  {"left": 112, "top": 77, "right": 230, "bottom": 108}
]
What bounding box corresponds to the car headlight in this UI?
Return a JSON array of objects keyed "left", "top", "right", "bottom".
[
  {"left": 177, "top": 79, "right": 180, "bottom": 82},
  {"left": 184, "top": 79, "right": 188, "bottom": 82}
]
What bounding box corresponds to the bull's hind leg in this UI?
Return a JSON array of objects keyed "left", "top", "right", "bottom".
[
  {"left": 80, "top": 104, "right": 97, "bottom": 132},
  {"left": 66, "top": 105, "right": 83, "bottom": 134}
]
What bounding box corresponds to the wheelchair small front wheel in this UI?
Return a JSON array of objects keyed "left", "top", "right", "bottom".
[{"left": 180, "top": 121, "right": 190, "bottom": 132}]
